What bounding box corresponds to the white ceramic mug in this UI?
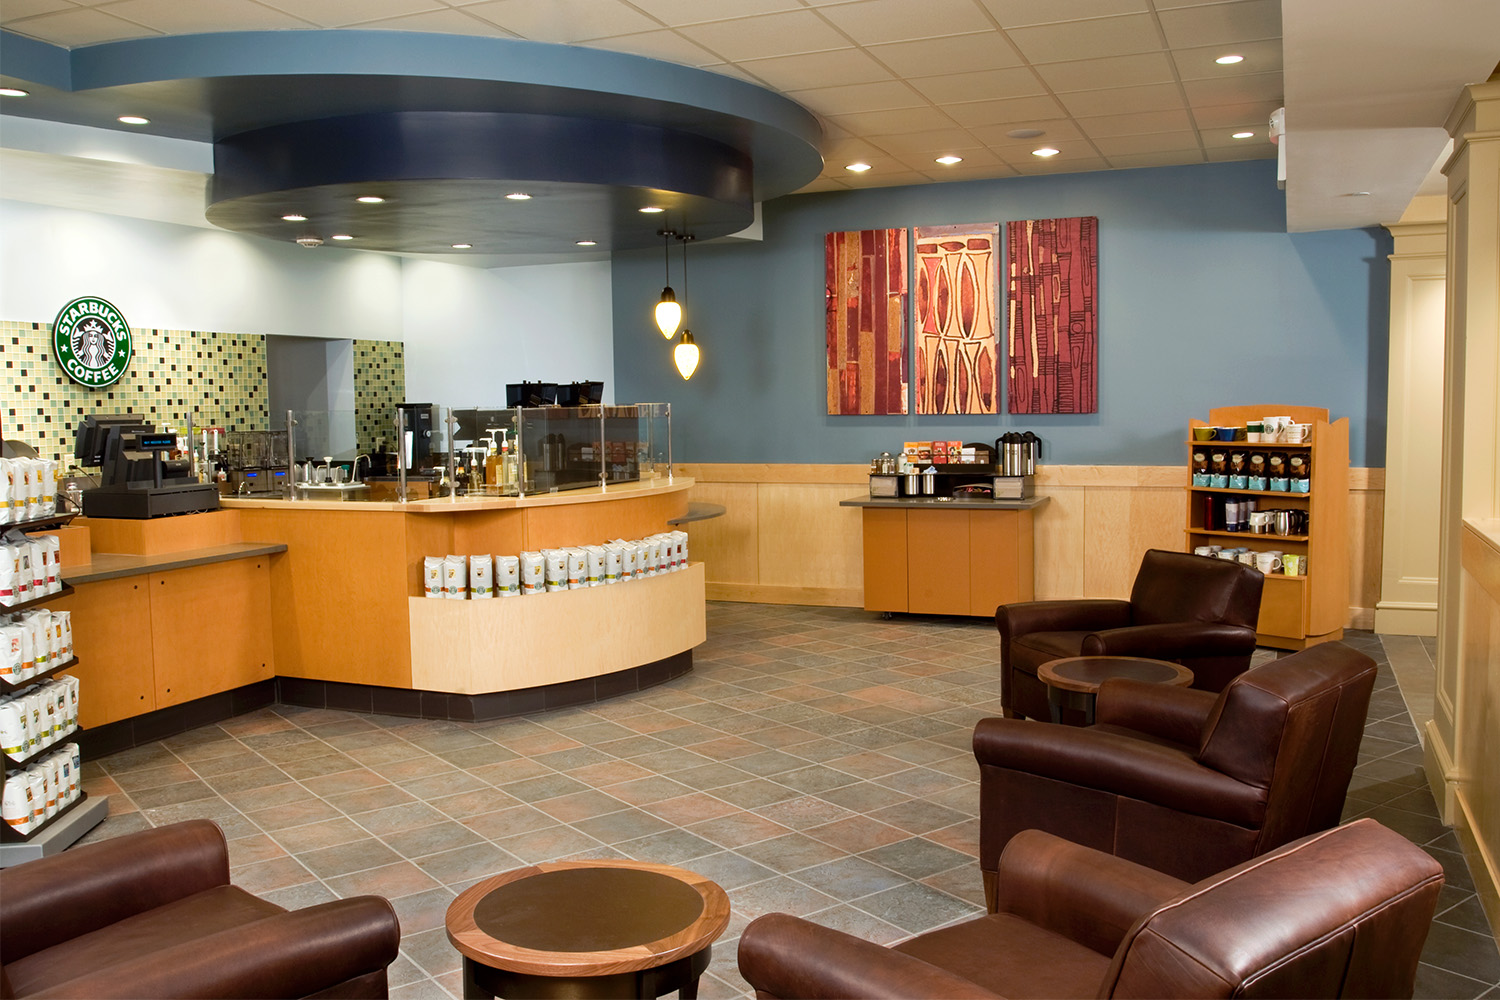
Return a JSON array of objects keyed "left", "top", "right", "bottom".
[{"left": 1254, "top": 551, "right": 1282, "bottom": 574}]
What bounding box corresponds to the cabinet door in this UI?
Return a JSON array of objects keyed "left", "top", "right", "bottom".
[
  {"left": 970, "top": 511, "right": 1033, "bottom": 615},
  {"left": 907, "top": 510, "right": 969, "bottom": 615},
  {"left": 1257, "top": 575, "right": 1309, "bottom": 641},
  {"left": 150, "top": 559, "right": 274, "bottom": 709},
  {"left": 54, "top": 577, "right": 155, "bottom": 727},
  {"left": 861, "top": 509, "right": 909, "bottom": 613}
]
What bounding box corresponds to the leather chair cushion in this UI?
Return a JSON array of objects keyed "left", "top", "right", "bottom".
[
  {"left": 1010, "top": 632, "right": 1091, "bottom": 672},
  {"left": 893, "top": 913, "right": 1111, "bottom": 999},
  {"left": 5, "top": 886, "right": 283, "bottom": 997}
]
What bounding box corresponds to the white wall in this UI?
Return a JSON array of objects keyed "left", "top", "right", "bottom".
[
  {"left": 0, "top": 200, "right": 403, "bottom": 339},
  {"left": 401, "top": 258, "right": 614, "bottom": 407}
]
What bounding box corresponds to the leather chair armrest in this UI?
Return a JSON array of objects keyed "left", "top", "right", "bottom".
[
  {"left": 1095, "top": 679, "right": 1218, "bottom": 748},
  {"left": 738, "top": 914, "right": 1003, "bottom": 1000},
  {"left": 972, "top": 718, "right": 1265, "bottom": 827},
  {"left": 995, "top": 600, "right": 1131, "bottom": 639},
  {"left": 31, "top": 897, "right": 401, "bottom": 1000},
  {"left": 1082, "top": 622, "right": 1258, "bottom": 660},
  {"left": 0, "top": 820, "right": 230, "bottom": 962},
  {"left": 994, "top": 829, "right": 1187, "bottom": 957}
]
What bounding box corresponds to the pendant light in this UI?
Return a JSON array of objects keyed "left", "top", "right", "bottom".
[
  {"left": 654, "top": 229, "right": 681, "bottom": 338},
  {"left": 673, "top": 232, "right": 700, "bottom": 379}
]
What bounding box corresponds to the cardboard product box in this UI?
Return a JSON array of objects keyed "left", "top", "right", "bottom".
[
  {"left": 915, "top": 442, "right": 933, "bottom": 463},
  {"left": 903, "top": 442, "right": 924, "bottom": 463}
]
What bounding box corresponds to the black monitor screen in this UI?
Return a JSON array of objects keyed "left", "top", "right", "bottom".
[{"left": 74, "top": 413, "right": 147, "bottom": 466}]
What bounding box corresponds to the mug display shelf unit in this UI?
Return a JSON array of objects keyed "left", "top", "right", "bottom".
[
  {"left": 1185, "top": 406, "right": 1348, "bottom": 650},
  {"left": 0, "top": 510, "right": 107, "bottom": 867}
]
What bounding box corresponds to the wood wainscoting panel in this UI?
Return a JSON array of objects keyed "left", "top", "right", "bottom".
[
  {"left": 149, "top": 558, "right": 274, "bottom": 709},
  {"left": 756, "top": 484, "right": 864, "bottom": 592},
  {"left": 522, "top": 491, "right": 688, "bottom": 551},
  {"left": 1082, "top": 487, "right": 1137, "bottom": 598},
  {"left": 1034, "top": 486, "right": 1085, "bottom": 601},
  {"left": 77, "top": 509, "right": 242, "bottom": 556},
  {"left": 52, "top": 577, "right": 156, "bottom": 727},
  {"left": 686, "top": 483, "right": 759, "bottom": 585},
  {"left": 1348, "top": 473, "right": 1385, "bottom": 630}
]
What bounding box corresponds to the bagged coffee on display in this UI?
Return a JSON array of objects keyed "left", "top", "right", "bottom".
[
  {"left": 469, "top": 554, "right": 494, "bottom": 599},
  {"left": 565, "top": 548, "right": 586, "bottom": 589},
  {"left": 1228, "top": 450, "right": 1248, "bottom": 489},
  {"left": 423, "top": 556, "right": 444, "bottom": 598},
  {"left": 17, "top": 620, "right": 35, "bottom": 681},
  {"left": 621, "top": 544, "right": 638, "bottom": 582},
  {"left": 603, "top": 544, "right": 623, "bottom": 584},
  {"left": 585, "top": 546, "right": 605, "bottom": 587},
  {"left": 495, "top": 555, "right": 520, "bottom": 597},
  {"left": 39, "top": 460, "right": 57, "bottom": 517},
  {"left": 14, "top": 545, "right": 32, "bottom": 603},
  {"left": 54, "top": 611, "right": 72, "bottom": 662},
  {"left": 443, "top": 555, "right": 468, "bottom": 599},
  {"left": 2, "top": 773, "right": 31, "bottom": 833},
  {"left": 1289, "top": 453, "right": 1311, "bottom": 493},
  {"left": 0, "top": 701, "right": 24, "bottom": 758},
  {"left": 23, "top": 460, "right": 42, "bottom": 521},
  {"left": 61, "top": 674, "right": 79, "bottom": 728},
  {"left": 43, "top": 534, "right": 61, "bottom": 593},
  {"left": 673, "top": 530, "right": 688, "bottom": 569},
  {"left": 40, "top": 758, "right": 59, "bottom": 817},
  {"left": 543, "top": 549, "right": 568, "bottom": 592},
  {"left": 0, "top": 623, "right": 22, "bottom": 681},
  {"left": 24, "top": 768, "right": 43, "bottom": 825},
  {"left": 520, "top": 552, "right": 545, "bottom": 595},
  {"left": 1192, "top": 449, "right": 1209, "bottom": 486},
  {"left": 0, "top": 463, "right": 14, "bottom": 526},
  {"left": 27, "top": 613, "right": 49, "bottom": 675},
  {"left": 0, "top": 548, "right": 16, "bottom": 608},
  {"left": 26, "top": 540, "right": 45, "bottom": 596}
]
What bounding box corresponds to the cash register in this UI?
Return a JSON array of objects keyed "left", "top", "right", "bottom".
[{"left": 75, "top": 413, "right": 220, "bottom": 518}]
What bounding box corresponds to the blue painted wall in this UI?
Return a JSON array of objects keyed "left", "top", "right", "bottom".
[{"left": 612, "top": 160, "right": 1390, "bottom": 468}]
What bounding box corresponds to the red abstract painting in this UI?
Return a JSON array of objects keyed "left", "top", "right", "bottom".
[
  {"left": 914, "top": 224, "right": 999, "bottom": 414},
  {"left": 1006, "top": 216, "right": 1098, "bottom": 414},
  {"left": 826, "top": 229, "right": 908, "bottom": 415}
]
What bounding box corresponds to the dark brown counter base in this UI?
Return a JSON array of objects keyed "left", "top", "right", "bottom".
[{"left": 78, "top": 653, "right": 693, "bottom": 757}]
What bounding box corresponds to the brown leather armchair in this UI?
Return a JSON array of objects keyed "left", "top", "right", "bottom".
[
  {"left": 739, "top": 819, "right": 1443, "bottom": 1000},
  {"left": 974, "top": 641, "right": 1376, "bottom": 889},
  {"left": 996, "top": 549, "right": 1263, "bottom": 720},
  {"left": 0, "top": 819, "right": 401, "bottom": 999}
]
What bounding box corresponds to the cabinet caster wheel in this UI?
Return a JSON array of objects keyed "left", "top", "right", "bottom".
[{"left": 880, "top": 611, "right": 894, "bottom": 620}]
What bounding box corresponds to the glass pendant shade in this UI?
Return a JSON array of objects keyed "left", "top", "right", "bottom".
[
  {"left": 674, "top": 331, "right": 700, "bottom": 380},
  {"left": 655, "top": 288, "right": 681, "bottom": 337}
]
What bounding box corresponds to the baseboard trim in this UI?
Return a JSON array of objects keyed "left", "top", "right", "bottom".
[{"left": 706, "top": 582, "right": 862, "bottom": 607}]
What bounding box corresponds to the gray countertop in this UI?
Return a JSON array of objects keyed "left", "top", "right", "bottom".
[
  {"left": 840, "top": 495, "right": 1049, "bottom": 511},
  {"left": 61, "top": 542, "right": 288, "bottom": 585}
]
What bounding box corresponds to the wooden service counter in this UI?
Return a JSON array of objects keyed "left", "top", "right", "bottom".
[{"left": 841, "top": 495, "right": 1047, "bottom": 617}]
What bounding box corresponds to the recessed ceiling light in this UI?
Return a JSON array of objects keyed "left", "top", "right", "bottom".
[
  {"left": 1215, "top": 54, "right": 1244, "bottom": 65},
  {"left": 639, "top": 206, "right": 664, "bottom": 214},
  {"left": 1007, "top": 128, "right": 1045, "bottom": 140},
  {"left": 846, "top": 162, "right": 872, "bottom": 173},
  {"left": 1032, "top": 147, "right": 1060, "bottom": 158},
  {"left": 331, "top": 234, "right": 354, "bottom": 241},
  {"left": 1231, "top": 131, "right": 1255, "bottom": 139},
  {"left": 356, "top": 195, "right": 385, "bottom": 204},
  {"left": 0, "top": 88, "right": 29, "bottom": 98},
  {"left": 576, "top": 240, "right": 597, "bottom": 246},
  {"left": 281, "top": 213, "right": 307, "bottom": 222},
  {"left": 117, "top": 115, "right": 149, "bottom": 125},
  {"left": 935, "top": 155, "right": 963, "bottom": 165},
  {"left": 505, "top": 192, "right": 531, "bottom": 201},
  {"left": 451, "top": 243, "right": 473, "bottom": 249}
]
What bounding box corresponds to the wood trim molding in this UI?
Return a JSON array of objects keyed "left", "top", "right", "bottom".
[{"left": 681, "top": 463, "right": 1380, "bottom": 491}]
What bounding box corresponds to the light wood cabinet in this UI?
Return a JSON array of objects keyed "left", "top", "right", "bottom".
[{"left": 1186, "top": 405, "right": 1348, "bottom": 650}]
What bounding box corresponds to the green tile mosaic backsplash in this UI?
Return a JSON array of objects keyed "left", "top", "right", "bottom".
[{"left": 0, "top": 321, "right": 404, "bottom": 467}]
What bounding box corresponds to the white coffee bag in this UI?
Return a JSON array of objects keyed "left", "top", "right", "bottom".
[
  {"left": 423, "top": 556, "right": 444, "bottom": 598},
  {"left": 495, "top": 555, "right": 520, "bottom": 597},
  {"left": 469, "top": 554, "right": 494, "bottom": 599}
]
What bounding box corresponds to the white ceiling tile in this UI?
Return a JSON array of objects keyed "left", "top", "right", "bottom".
[
  {"left": 0, "top": 6, "right": 157, "bottom": 43},
  {"left": 975, "top": 0, "right": 1149, "bottom": 28},
  {"left": 1156, "top": 0, "right": 1281, "bottom": 49},
  {"left": 462, "top": 0, "right": 659, "bottom": 43},
  {"left": 942, "top": 93, "right": 1065, "bottom": 126},
  {"left": 907, "top": 66, "right": 1046, "bottom": 105},
  {"left": 620, "top": 0, "right": 801, "bottom": 24},
  {"left": 695, "top": 62, "right": 766, "bottom": 84},
  {"left": 787, "top": 80, "right": 924, "bottom": 116},
  {"left": 354, "top": 8, "right": 517, "bottom": 35},
  {"left": 1182, "top": 71, "right": 1282, "bottom": 107},
  {"left": 1201, "top": 129, "right": 1268, "bottom": 149},
  {"left": 0, "top": 0, "right": 77, "bottom": 20},
  {"left": 1035, "top": 51, "right": 1175, "bottom": 92},
  {"left": 821, "top": 136, "right": 890, "bottom": 159},
  {"left": 814, "top": 0, "right": 993, "bottom": 46},
  {"left": 919, "top": 160, "right": 1019, "bottom": 182},
  {"left": 735, "top": 48, "right": 896, "bottom": 91},
  {"left": 794, "top": 176, "right": 851, "bottom": 193},
  {"left": 825, "top": 106, "right": 956, "bottom": 134},
  {"left": 1005, "top": 13, "right": 1163, "bottom": 63},
  {"left": 1008, "top": 153, "right": 1110, "bottom": 174},
  {"left": 675, "top": 10, "right": 851, "bottom": 61},
  {"left": 971, "top": 119, "right": 1085, "bottom": 150},
  {"left": 255, "top": 0, "right": 438, "bottom": 28},
  {"left": 1058, "top": 82, "right": 1187, "bottom": 116},
  {"left": 108, "top": 0, "right": 315, "bottom": 32},
  {"left": 864, "top": 32, "right": 1023, "bottom": 78},
  {"left": 1170, "top": 38, "right": 1281, "bottom": 80},
  {"left": 839, "top": 167, "right": 933, "bottom": 187},
  {"left": 901, "top": 145, "right": 1003, "bottom": 166},
  {"left": 1090, "top": 129, "right": 1199, "bottom": 156},
  {"left": 1075, "top": 107, "right": 1192, "bottom": 137},
  {"left": 864, "top": 127, "right": 982, "bottom": 155},
  {"left": 1104, "top": 148, "right": 1205, "bottom": 168},
  {"left": 581, "top": 30, "right": 722, "bottom": 66},
  {"left": 1191, "top": 100, "right": 1280, "bottom": 129},
  {"left": 1203, "top": 144, "right": 1274, "bottom": 163}
]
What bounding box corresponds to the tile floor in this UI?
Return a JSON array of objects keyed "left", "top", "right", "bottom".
[{"left": 74, "top": 604, "right": 1499, "bottom": 999}]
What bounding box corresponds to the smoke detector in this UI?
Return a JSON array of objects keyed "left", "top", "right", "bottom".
[{"left": 295, "top": 235, "right": 324, "bottom": 248}]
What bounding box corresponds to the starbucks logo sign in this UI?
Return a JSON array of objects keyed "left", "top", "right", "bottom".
[{"left": 52, "top": 296, "right": 133, "bottom": 387}]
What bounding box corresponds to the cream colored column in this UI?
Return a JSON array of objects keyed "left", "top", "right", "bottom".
[
  {"left": 1429, "top": 78, "right": 1500, "bottom": 933},
  {"left": 1376, "top": 219, "right": 1446, "bottom": 635}
]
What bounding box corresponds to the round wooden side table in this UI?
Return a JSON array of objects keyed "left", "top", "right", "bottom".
[
  {"left": 446, "top": 859, "right": 730, "bottom": 999},
  {"left": 1037, "top": 655, "right": 1195, "bottom": 725}
]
